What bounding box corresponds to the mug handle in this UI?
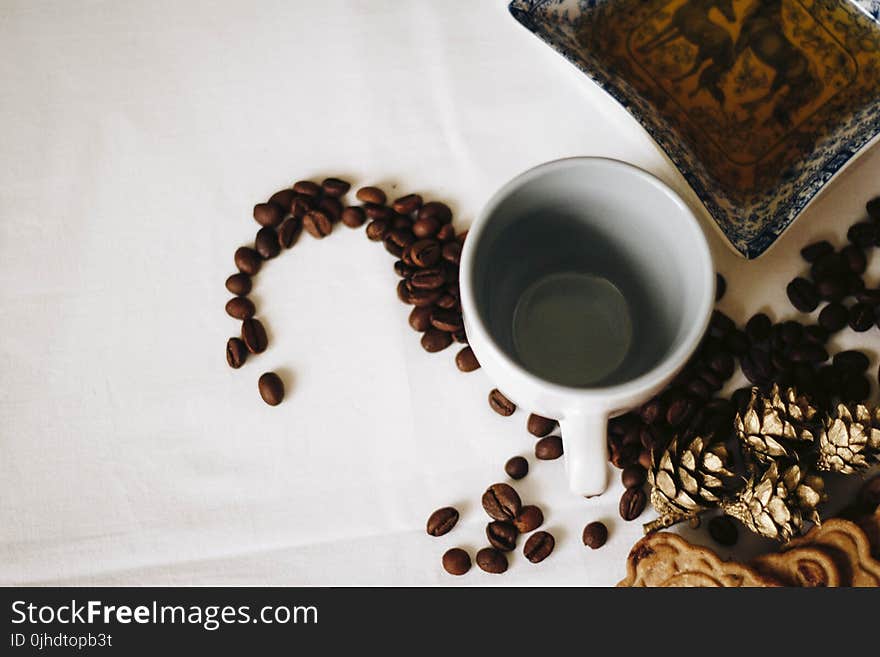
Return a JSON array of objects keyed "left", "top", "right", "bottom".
[{"left": 560, "top": 411, "right": 609, "bottom": 497}]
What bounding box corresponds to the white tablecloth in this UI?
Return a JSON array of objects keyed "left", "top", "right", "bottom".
[{"left": 2, "top": 0, "right": 879, "bottom": 586}]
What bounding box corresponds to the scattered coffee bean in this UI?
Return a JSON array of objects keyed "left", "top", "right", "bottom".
[
  {"left": 421, "top": 328, "right": 453, "bottom": 353},
  {"left": 488, "top": 389, "right": 516, "bottom": 416},
  {"left": 408, "top": 306, "right": 432, "bottom": 332},
  {"left": 435, "top": 294, "right": 457, "bottom": 310},
  {"left": 481, "top": 483, "right": 521, "bottom": 521},
  {"left": 426, "top": 506, "right": 459, "bottom": 537},
  {"left": 225, "top": 272, "right": 252, "bottom": 296},
  {"left": 226, "top": 337, "right": 248, "bottom": 369},
  {"left": 429, "top": 309, "right": 461, "bottom": 333},
  {"left": 278, "top": 217, "right": 302, "bottom": 248},
  {"left": 409, "top": 239, "right": 441, "bottom": 268},
  {"left": 801, "top": 240, "right": 834, "bottom": 262},
  {"left": 340, "top": 206, "right": 366, "bottom": 228},
  {"left": 819, "top": 302, "right": 848, "bottom": 332},
  {"left": 356, "top": 186, "right": 386, "bottom": 205},
  {"left": 486, "top": 521, "right": 519, "bottom": 552},
  {"left": 848, "top": 221, "right": 876, "bottom": 248},
  {"left": 523, "top": 531, "right": 554, "bottom": 563},
  {"left": 833, "top": 350, "right": 870, "bottom": 373},
  {"left": 715, "top": 273, "right": 726, "bottom": 301},
  {"left": 666, "top": 396, "right": 696, "bottom": 427},
  {"left": 840, "top": 373, "right": 870, "bottom": 402},
  {"left": 436, "top": 223, "right": 456, "bottom": 242},
  {"left": 267, "top": 188, "right": 295, "bottom": 211},
  {"left": 868, "top": 197, "right": 880, "bottom": 222},
  {"left": 637, "top": 398, "right": 664, "bottom": 425},
  {"left": 253, "top": 202, "right": 283, "bottom": 228},
  {"left": 392, "top": 194, "right": 423, "bottom": 215},
  {"left": 292, "top": 180, "right": 321, "bottom": 197},
  {"left": 849, "top": 302, "right": 874, "bottom": 332},
  {"left": 454, "top": 346, "right": 480, "bottom": 372},
  {"left": 384, "top": 235, "right": 404, "bottom": 257},
  {"left": 321, "top": 177, "right": 350, "bottom": 198},
  {"left": 745, "top": 313, "right": 772, "bottom": 343},
  {"left": 619, "top": 487, "right": 647, "bottom": 521},
  {"left": 527, "top": 414, "right": 557, "bottom": 437},
  {"left": 441, "top": 242, "right": 462, "bottom": 265},
  {"left": 319, "top": 196, "right": 343, "bottom": 223},
  {"left": 505, "top": 456, "right": 529, "bottom": 480},
  {"left": 365, "top": 219, "right": 389, "bottom": 241},
  {"left": 535, "top": 435, "right": 563, "bottom": 460},
  {"left": 708, "top": 310, "right": 735, "bottom": 338},
  {"left": 365, "top": 203, "right": 393, "bottom": 220},
  {"left": 234, "top": 246, "right": 262, "bottom": 276},
  {"left": 816, "top": 275, "right": 848, "bottom": 302},
  {"left": 787, "top": 277, "right": 819, "bottom": 313},
  {"left": 858, "top": 288, "right": 880, "bottom": 306},
  {"left": 708, "top": 516, "right": 739, "bottom": 546},
  {"left": 442, "top": 548, "right": 470, "bottom": 576},
  {"left": 803, "top": 324, "right": 828, "bottom": 344},
  {"left": 841, "top": 244, "right": 867, "bottom": 274},
  {"left": 582, "top": 521, "right": 608, "bottom": 549},
  {"left": 788, "top": 343, "right": 828, "bottom": 363},
  {"left": 514, "top": 505, "right": 544, "bottom": 534},
  {"left": 724, "top": 330, "right": 750, "bottom": 356},
  {"left": 258, "top": 371, "right": 284, "bottom": 406},
  {"left": 303, "top": 209, "right": 332, "bottom": 238},
  {"left": 241, "top": 318, "right": 268, "bottom": 354},
  {"left": 412, "top": 216, "right": 439, "bottom": 239},
  {"left": 255, "top": 226, "right": 281, "bottom": 259},
  {"left": 418, "top": 201, "right": 452, "bottom": 224},
  {"left": 475, "top": 547, "right": 508, "bottom": 574},
  {"left": 621, "top": 464, "right": 647, "bottom": 490},
  {"left": 225, "top": 296, "right": 255, "bottom": 320},
  {"left": 291, "top": 195, "right": 315, "bottom": 219},
  {"left": 811, "top": 251, "right": 846, "bottom": 279},
  {"left": 406, "top": 286, "right": 442, "bottom": 307},
  {"left": 708, "top": 351, "right": 735, "bottom": 379}
]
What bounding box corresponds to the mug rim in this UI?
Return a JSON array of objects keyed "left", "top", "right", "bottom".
[{"left": 459, "top": 156, "right": 715, "bottom": 403}]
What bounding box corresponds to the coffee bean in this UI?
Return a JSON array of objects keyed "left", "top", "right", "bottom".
[
  {"left": 803, "top": 324, "right": 828, "bottom": 344},
  {"left": 582, "top": 521, "right": 608, "bottom": 549},
  {"left": 505, "top": 456, "right": 529, "bottom": 480},
  {"left": 225, "top": 273, "right": 252, "bottom": 296},
  {"left": 868, "top": 197, "right": 880, "bottom": 222},
  {"left": 481, "top": 483, "right": 521, "bottom": 521},
  {"left": 841, "top": 373, "right": 870, "bottom": 402},
  {"left": 848, "top": 303, "right": 874, "bottom": 332},
  {"left": 412, "top": 216, "right": 439, "bottom": 239},
  {"left": 392, "top": 194, "right": 423, "bottom": 215},
  {"left": 409, "top": 239, "right": 441, "bottom": 268},
  {"left": 366, "top": 219, "right": 389, "bottom": 241},
  {"left": 292, "top": 180, "right": 321, "bottom": 197},
  {"left": 394, "top": 260, "right": 414, "bottom": 278},
  {"left": 619, "top": 487, "right": 647, "bottom": 521},
  {"left": 708, "top": 516, "right": 738, "bottom": 546},
  {"left": 811, "top": 251, "right": 847, "bottom": 279},
  {"left": 686, "top": 378, "right": 711, "bottom": 401},
  {"left": 435, "top": 294, "right": 457, "bottom": 309},
  {"left": 512, "top": 505, "right": 544, "bottom": 534},
  {"left": 393, "top": 214, "right": 413, "bottom": 231},
  {"left": 408, "top": 306, "right": 432, "bottom": 332},
  {"left": 833, "top": 350, "right": 870, "bottom": 373},
  {"left": 241, "top": 318, "right": 268, "bottom": 354},
  {"left": 848, "top": 221, "right": 876, "bottom": 248},
  {"left": 429, "top": 309, "right": 462, "bottom": 333},
  {"left": 841, "top": 244, "right": 867, "bottom": 274},
  {"left": 787, "top": 277, "right": 819, "bottom": 313},
  {"left": 745, "top": 313, "right": 772, "bottom": 343},
  {"left": 638, "top": 398, "right": 666, "bottom": 425},
  {"left": 780, "top": 320, "right": 803, "bottom": 345},
  {"left": 523, "top": 531, "right": 554, "bottom": 563},
  {"left": 234, "top": 246, "right": 262, "bottom": 275},
  {"left": 666, "top": 396, "right": 696, "bottom": 427},
  {"left": 442, "top": 548, "right": 470, "bottom": 576},
  {"left": 771, "top": 350, "right": 792, "bottom": 373},
  {"left": 621, "top": 464, "right": 647, "bottom": 489},
  {"left": 253, "top": 202, "right": 283, "bottom": 228},
  {"left": 535, "top": 435, "right": 563, "bottom": 460},
  {"left": 421, "top": 328, "right": 452, "bottom": 353},
  {"left": 418, "top": 201, "right": 452, "bottom": 224},
  {"left": 788, "top": 343, "right": 828, "bottom": 363},
  {"left": 801, "top": 240, "right": 834, "bottom": 262},
  {"left": 277, "top": 217, "right": 302, "bottom": 248},
  {"left": 406, "top": 286, "right": 442, "bottom": 308},
  {"left": 225, "top": 296, "right": 255, "bottom": 320},
  {"left": 489, "top": 389, "right": 516, "bottom": 416},
  {"left": 708, "top": 351, "right": 735, "bottom": 379},
  {"left": 436, "top": 224, "right": 456, "bottom": 242},
  {"left": 356, "top": 186, "right": 386, "bottom": 205},
  {"left": 364, "top": 203, "right": 393, "bottom": 220},
  {"left": 709, "top": 310, "right": 735, "bottom": 338},
  {"left": 475, "top": 547, "right": 507, "bottom": 574},
  {"left": 857, "top": 288, "right": 880, "bottom": 306},
  {"left": 486, "top": 521, "right": 518, "bottom": 552},
  {"left": 732, "top": 387, "right": 752, "bottom": 415},
  {"left": 321, "top": 177, "right": 350, "bottom": 197},
  {"left": 454, "top": 346, "right": 480, "bottom": 373},
  {"left": 255, "top": 226, "right": 281, "bottom": 259},
  {"left": 819, "top": 302, "right": 848, "bottom": 332},
  {"left": 341, "top": 206, "right": 366, "bottom": 228},
  {"left": 267, "top": 188, "right": 295, "bottom": 211},
  {"left": 723, "top": 330, "right": 750, "bottom": 357},
  {"left": 389, "top": 228, "right": 415, "bottom": 250},
  {"left": 226, "top": 337, "right": 248, "bottom": 369},
  {"left": 847, "top": 272, "right": 866, "bottom": 294},
  {"left": 426, "top": 506, "right": 459, "bottom": 536},
  {"left": 715, "top": 273, "right": 726, "bottom": 301},
  {"left": 527, "top": 413, "right": 557, "bottom": 437},
  {"left": 291, "top": 195, "right": 315, "bottom": 219},
  {"left": 441, "top": 242, "right": 462, "bottom": 265},
  {"left": 319, "top": 196, "right": 343, "bottom": 223},
  {"left": 258, "top": 372, "right": 284, "bottom": 406},
  {"left": 816, "top": 275, "right": 848, "bottom": 302},
  {"left": 303, "top": 210, "right": 332, "bottom": 238}
]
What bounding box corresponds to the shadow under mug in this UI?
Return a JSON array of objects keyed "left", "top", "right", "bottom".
[{"left": 460, "top": 157, "right": 714, "bottom": 497}]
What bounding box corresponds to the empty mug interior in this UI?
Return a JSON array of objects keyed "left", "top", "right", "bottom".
[{"left": 470, "top": 160, "right": 711, "bottom": 389}]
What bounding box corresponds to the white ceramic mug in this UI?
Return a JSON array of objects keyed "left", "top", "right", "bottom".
[{"left": 460, "top": 157, "right": 714, "bottom": 497}]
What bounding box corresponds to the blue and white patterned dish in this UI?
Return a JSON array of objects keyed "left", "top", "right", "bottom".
[{"left": 509, "top": 0, "right": 880, "bottom": 257}]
